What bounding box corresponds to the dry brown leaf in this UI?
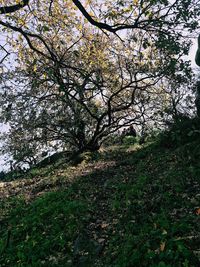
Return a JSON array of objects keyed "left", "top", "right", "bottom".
[
  {"left": 195, "top": 208, "right": 200, "bottom": 215},
  {"left": 160, "top": 241, "right": 166, "bottom": 252},
  {"left": 101, "top": 223, "right": 109, "bottom": 229}
]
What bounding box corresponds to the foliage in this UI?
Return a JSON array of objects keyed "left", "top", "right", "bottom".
[
  {"left": 158, "top": 116, "right": 200, "bottom": 148},
  {"left": 1, "top": 38, "right": 191, "bottom": 164},
  {"left": 0, "top": 0, "right": 197, "bottom": 164},
  {"left": 122, "top": 135, "right": 138, "bottom": 145},
  {"left": 0, "top": 1, "right": 199, "bottom": 45},
  {"left": 0, "top": 171, "right": 5, "bottom": 180},
  {"left": 0, "top": 33, "right": 194, "bottom": 165},
  {"left": 0, "top": 4, "right": 199, "bottom": 264}
]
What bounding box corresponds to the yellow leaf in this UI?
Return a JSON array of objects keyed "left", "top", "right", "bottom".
[{"left": 15, "top": 0, "right": 24, "bottom": 4}]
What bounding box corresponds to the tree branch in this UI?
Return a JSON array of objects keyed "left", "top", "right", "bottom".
[
  {"left": 0, "top": 44, "right": 10, "bottom": 64},
  {"left": 72, "top": 0, "right": 116, "bottom": 32},
  {"left": 0, "top": 0, "right": 29, "bottom": 14}
]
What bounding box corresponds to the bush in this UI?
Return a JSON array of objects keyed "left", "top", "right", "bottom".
[
  {"left": 159, "top": 116, "right": 200, "bottom": 148},
  {"left": 123, "top": 136, "right": 138, "bottom": 145},
  {"left": 103, "top": 134, "right": 123, "bottom": 146}
]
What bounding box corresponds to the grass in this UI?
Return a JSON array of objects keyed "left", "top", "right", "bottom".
[{"left": 0, "top": 138, "right": 200, "bottom": 266}]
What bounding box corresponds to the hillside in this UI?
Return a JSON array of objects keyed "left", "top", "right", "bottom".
[{"left": 0, "top": 136, "right": 200, "bottom": 266}]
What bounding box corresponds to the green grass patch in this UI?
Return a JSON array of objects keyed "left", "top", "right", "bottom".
[
  {"left": 0, "top": 190, "right": 91, "bottom": 267},
  {"left": 0, "top": 135, "right": 200, "bottom": 266}
]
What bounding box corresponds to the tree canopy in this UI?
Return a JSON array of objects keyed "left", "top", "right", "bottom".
[
  {"left": 0, "top": 0, "right": 199, "bottom": 167},
  {"left": 0, "top": 0, "right": 199, "bottom": 59}
]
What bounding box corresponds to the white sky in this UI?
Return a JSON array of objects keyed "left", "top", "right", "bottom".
[{"left": 189, "top": 38, "right": 198, "bottom": 70}]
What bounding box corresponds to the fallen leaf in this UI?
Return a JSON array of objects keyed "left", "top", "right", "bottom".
[
  {"left": 195, "top": 208, "right": 200, "bottom": 215},
  {"left": 162, "top": 229, "right": 167, "bottom": 235},
  {"left": 101, "top": 223, "right": 109, "bottom": 229},
  {"left": 160, "top": 241, "right": 166, "bottom": 252},
  {"left": 98, "top": 238, "right": 105, "bottom": 244}
]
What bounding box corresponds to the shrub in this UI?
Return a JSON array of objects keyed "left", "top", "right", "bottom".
[
  {"left": 159, "top": 116, "right": 200, "bottom": 148},
  {"left": 123, "top": 136, "right": 138, "bottom": 145}
]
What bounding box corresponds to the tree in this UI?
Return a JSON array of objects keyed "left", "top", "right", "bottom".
[
  {"left": 0, "top": 0, "right": 199, "bottom": 64},
  {"left": 1, "top": 1, "right": 199, "bottom": 34},
  {"left": 0, "top": 0, "right": 197, "bottom": 166},
  {"left": 0, "top": 0, "right": 197, "bottom": 81},
  {"left": 0, "top": 26, "right": 194, "bottom": 165},
  {"left": 195, "top": 35, "right": 200, "bottom": 117}
]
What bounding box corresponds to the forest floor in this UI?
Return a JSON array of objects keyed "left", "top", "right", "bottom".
[{"left": 0, "top": 140, "right": 200, "bottom": 267}]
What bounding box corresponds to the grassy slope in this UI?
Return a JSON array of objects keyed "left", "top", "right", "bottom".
[{"left": 0, "top": 140, "right": 200, "bottom": 267}]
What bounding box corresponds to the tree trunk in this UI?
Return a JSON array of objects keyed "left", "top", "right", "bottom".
[
  {"left": 78, "top": 140, "right": 100, "bottom": 153},
  {"left": 195, "top": 81, "right": 200, "bottom": 117}
]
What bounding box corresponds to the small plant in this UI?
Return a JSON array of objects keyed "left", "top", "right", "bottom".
[
  {"left": 0, "top": 191, "right": 90, "bottom": 266},
  {"left": 123, "top": 136, "right": 137, "bottom": 146}
]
